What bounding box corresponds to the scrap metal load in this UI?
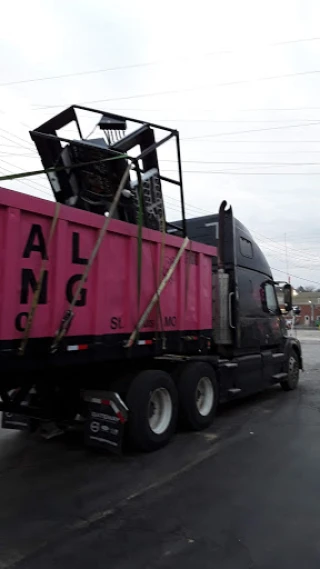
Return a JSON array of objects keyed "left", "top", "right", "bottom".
[
  {"left": 0, "top": 107, "right": 217, "bottom": 370},
  {"left": 30, "top": 105, "right": 186, "bottom": 232}
]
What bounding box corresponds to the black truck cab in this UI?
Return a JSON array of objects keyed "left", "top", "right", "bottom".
[{"left": 170, "top": 202, "right": 302, "bottom": 397}]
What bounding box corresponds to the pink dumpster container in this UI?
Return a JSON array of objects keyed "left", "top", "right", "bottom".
[{"left": 0, "top": 188, "right": 217, "bottom": 354}]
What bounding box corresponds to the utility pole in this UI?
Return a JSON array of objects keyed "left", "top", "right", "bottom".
[
  {"left": 284, "top": 232, "right": 290, "bottom": 284},
  {"left": 308, "top": 300, "right": 314, "bottom": 326},
  {"left": 284, "top": 233, "right": 295, "bottom": 335}
]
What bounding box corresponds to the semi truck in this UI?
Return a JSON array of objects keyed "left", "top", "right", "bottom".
[{"left": 0, "top": 106, "right": 302, "bottom": 453}]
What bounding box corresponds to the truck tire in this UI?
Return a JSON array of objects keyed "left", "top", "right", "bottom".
[
  {"left": 126, "top": 370, "right": 178, "bottom": 452},
  {"left": 280, "top": 350, "right": 300, "bottom": 391},
  {"left": 177, "top": 362, "right": 218, "bottom": 430}
]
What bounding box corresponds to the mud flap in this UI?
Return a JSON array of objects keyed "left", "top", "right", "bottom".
[
  {"left": 2, "top": 411, "right": 30, "bottom": 430},
  {"left": 83, "top": 391, "right": 128, "bottom": 454}
]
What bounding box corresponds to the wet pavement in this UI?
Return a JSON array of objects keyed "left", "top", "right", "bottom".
[{"left": 1, "top": 330, "right": 320, "bottom": 569}]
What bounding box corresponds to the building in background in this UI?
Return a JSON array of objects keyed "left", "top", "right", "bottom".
[{"left": 292, "top": 291, "right": 320, "bottom": 327}]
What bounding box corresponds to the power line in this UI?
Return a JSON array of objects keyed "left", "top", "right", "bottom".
[
  {"left": 0, "top": 60, "right": 171, "bottom": 87},
  {"left": 182, "top": 139, "right": 320, "bottom": 143},
  {"left": 271, "top": 36, "right": 320, "bottom": 46},
  {"left": 165, "top": 195, "right": 291, "bottom": 238},
  {"left": 181, "top": 150, "right": 320, "bottom": 154},
  {"left": 0, "top": 166, "right": 49, "bottom": 196},
  {"left": 80, "top": 118, "right": 320, "bottom": 124},
  {"left": 253, "top": 242, "right": 320, "bottom": 264},
  {"left": 163, "top": 159, "right": 320, "bottom": 166},
  {"left": 184, "top": 120, "right": 320, "bottom": 140},
  {"left": 270, "top": 267, "right": 320, "bottom": 286},
  {"left": 235, "top": 232, "right": 320, "bottom": 263},
  {"left": 32, "top": 68, "right": 320, "bottom": 109},
  {"left": 4, "top": 35, "right": 320, "bottom": 88},
  {"left": 0, "top": 152, "right": 38, "bottom": 157},
  {"left": 163, "top": 169, "right": 320, "bottom": 175},
  {"left": 165, "top": 196, "right": 320, "bottom": 265},
  {"left": 285, "top": 233, "right": 320, "bottom": 241},
  {"left": 251, "top": 230, "right": 320, "bottom": 259},
  {"left": 165, "top": 195, "right": 209, "bottom": 216},
  {"left": 0, "top": 129, "right": 35, "bottom": 153},
  {"left": 0, "top": 143, "right": 32, "bottom": 149},
  {"left": 0, "top": 158, "right": 49, "bottom": 191},
  {"left": 177, "top": 150, "right": 320, "bottom": 154},
  {"left": 0, "top": 134, "right": 33, "bottom": 152},
  {"left": 35, "top": 105, "right": 320, "bottom": 115},
  {"left": 0, "top": 127, "right": 33, "bottom": 147},
  {"left": 180, "top": 202, "right": 320, "bottom": 267},
  {"left": 241, "top": 106, "right": 320, "bottom": 112}
]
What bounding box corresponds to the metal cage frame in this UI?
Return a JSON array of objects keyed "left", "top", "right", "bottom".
[{"left": 30, "top": 105, "right": 187, "bottom": 236}]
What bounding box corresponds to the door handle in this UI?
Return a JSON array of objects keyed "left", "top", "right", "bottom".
[{"left": 228, "top": 292, "right": 235, "bottom": 329}]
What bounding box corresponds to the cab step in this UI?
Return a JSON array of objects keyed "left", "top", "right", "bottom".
[
  {"left": 272, "top": 372, "right": 288, "bottom": 381},
  {"left": 228, "top": 388, "right": 242, "bottom": 396}
]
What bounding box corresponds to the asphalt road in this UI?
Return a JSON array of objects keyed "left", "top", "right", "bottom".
[{"left": 1, "top": 329, "right": 320, "bottom": 569}]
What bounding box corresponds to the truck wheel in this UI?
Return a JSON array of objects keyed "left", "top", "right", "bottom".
[
  {"left": 177, "top": 362, "right": 218, "bottom": 430},
  {"left": 281, "top": 351, "right": 300, "bottom": 391},
  {"left": 126, "top": 370, "right": 178, "bottom": 452},
  {"left": 280, "top": 350, "right": 300, "bottom": 391}
]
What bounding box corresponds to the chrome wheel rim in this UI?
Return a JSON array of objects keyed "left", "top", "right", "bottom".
[
  {"left": 196, "top": 377, "right": 214, "bottom": 416},
  {"left": 288, "top": 356, "right": 299, "bottom": 386},
  {"left": 148, "top": 388, "right": 172, "bottom": 434}
]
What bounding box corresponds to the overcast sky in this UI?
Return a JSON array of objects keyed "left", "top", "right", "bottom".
[{"left": 1, "top": 0, "right": 320, "bottom": 289}]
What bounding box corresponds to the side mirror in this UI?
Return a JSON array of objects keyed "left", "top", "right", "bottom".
[{"left": 283, "top": 283, "right": 292, "bottom": 312}]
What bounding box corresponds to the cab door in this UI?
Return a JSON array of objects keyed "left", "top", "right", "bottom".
[
  {"left": 237, "top": 268, "right": 283, "bottom": 351},
  {"left": 236, "top": 269, "right": 283, "bottom": 390}
]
